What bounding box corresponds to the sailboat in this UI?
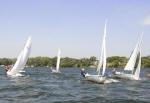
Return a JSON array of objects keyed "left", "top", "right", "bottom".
[
  {"left": 51, "top": 48, "right": 61, "bottom": 73},
  {"left": 7, "top": 36, "right": 32, "bottom": 77},
  {"left": 85, "top": 20, "right": 107, "bottom": 83},
  {"left": 114, "top": 34, "right": 143, "bottom": 80}
]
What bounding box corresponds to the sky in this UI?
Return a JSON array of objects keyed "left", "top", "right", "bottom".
[{"left": 0, "top": 0, "right": 150, "bottom": 58}]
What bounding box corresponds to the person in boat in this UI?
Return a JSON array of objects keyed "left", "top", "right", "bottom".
[
  {"left": 112, "top": 68, "right": 117, "bottom": 75},
  {"left": 81, "top": 68, "right": 88, "bottom": 77},
  {"left": 112, "top": 68, "right": 123, "bottom": 75},
  {"left": 5, "top": 65, "right": 11, "bottom": 72}
]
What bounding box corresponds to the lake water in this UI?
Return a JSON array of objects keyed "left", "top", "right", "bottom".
[{"left": 0, "top": 67, "right": 150, "bottom": 103}]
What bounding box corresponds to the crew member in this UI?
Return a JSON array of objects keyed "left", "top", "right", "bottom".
[
  {"left": 112, "top": 68, "right": 117, "bottom": 75},
  {"left": 5, "top": 65, "right": 11, "bottom": 72},
  {"left": 81, "top": 68, "right": 87, "bottom": 77}
]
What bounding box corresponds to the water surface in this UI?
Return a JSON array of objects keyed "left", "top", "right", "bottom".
[{"left": 0, "top": 67, "right": 149, "bottom": 103}]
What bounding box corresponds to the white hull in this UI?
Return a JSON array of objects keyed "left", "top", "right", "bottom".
[
  {"left": 85, "top": 75, "right": 106, "bottom": 84},
  {"left": 113, "top": 73, "right": 140, "bottom": 80},
  {"left": 7, "top": 71, "right": 24, "bottom": 77},
  {"left": 51, "top": 69, "right": 61, "bottom": 74}
]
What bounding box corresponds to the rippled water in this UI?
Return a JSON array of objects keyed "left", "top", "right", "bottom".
[{"left": 0, "top": 67, "right": 150, "bottom": 103}]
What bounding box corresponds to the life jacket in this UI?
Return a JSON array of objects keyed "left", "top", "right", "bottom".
[{"left": 5, "top": 66, "right": 11, "bottom": 71}]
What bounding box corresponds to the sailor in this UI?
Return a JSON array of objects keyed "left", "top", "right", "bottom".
[
  {"left": 112, "top": 68, "right": 117, "bottom": 75},
  {"left": 81, "top": 68, "right": 87, "bottom": 77},
  {"left": 5, "top": 65, "right": 11, "bottom": 72}
]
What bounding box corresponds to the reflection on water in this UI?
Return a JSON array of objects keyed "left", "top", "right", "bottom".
[{"left": 0, "top": 67, "right": 149, "bottom": 103}]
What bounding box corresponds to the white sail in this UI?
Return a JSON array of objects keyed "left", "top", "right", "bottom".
[
  {"left": 134, "top": 50, "right": 141, "bottom": 80},
  {"left": 124, "top": 42, "right": 139, "bottom": 72},
  {"left": 102, "top": 36, "right": 106, "bottom": 76},
  {"left": 97, "top": 41, "right": 104, "bottom": 73},
  {"left": 113, "top": 33, "right": 143, "bottom": 80},
  {"left": 134, "top": 33, "right": 143, "bottom": 79},
  {"left": 10, "top": 50, "right": 24, "bottom": 74},
  {"left": 8, "top": 36, "right": 32, "bottom": 75},
  {"left": 22, "top": 36, "right": 32, "bottom": 65},
  {"left": 56, "top": 48, "right": 61, "bottom": 72},
  {"left": 124, "top": 34, "right": 143, "bottom": 72},
  {"left": 97, "top": 20, "right": 107, "bottom": 76}
]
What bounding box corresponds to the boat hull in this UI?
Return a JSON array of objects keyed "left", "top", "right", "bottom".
[
  {"left": 7, "top": 71, "right": 24, "bottom": 77},
  {"left": 51, "top": 69, "right": 61, "bottom": 74},
  {"left": 113, "top": 73, "right": 140, "bottom": 80},
  {"left": 85, "top": 75, "right": 106, "bottom": 84}
]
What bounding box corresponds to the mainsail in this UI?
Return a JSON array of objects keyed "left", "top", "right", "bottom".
[
  {"left": 56, "top": 48, "right": 61, "bottom": 72},
  {"left": 134, "top": 50, "right": 141, "bottom": 80},
  {"left": 97, "top": 20, "right": 107, "bottom": 76},
  {"left": 9, "top": 36, "right": 32, "bottom": 75}
]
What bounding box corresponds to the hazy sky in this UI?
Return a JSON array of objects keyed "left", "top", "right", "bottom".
[{"left": 0, "top": 0, "right": 150, "bottom": 58}]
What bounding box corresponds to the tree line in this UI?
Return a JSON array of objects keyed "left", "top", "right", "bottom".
[{"left": 0, "top": 56, "right": 150, "bottom": 68}]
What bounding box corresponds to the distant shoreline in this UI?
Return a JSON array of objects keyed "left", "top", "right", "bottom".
[{"left": 0, "top": 56, "right": 150, "bottom": 68}]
